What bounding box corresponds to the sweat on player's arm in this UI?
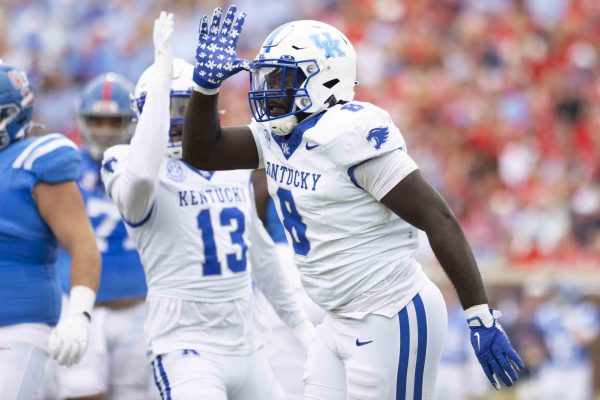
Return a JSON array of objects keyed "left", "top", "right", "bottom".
[{"left": 183, "top": 4, "right": 523, "bottom": 398}]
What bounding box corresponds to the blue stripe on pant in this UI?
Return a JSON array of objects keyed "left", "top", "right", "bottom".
[
  {"left": 156, "top": 355, "right": 172, "bottom": 400},
  {"left": 152, "top": 359, "right": 164, "bottom": 400},
  {"left": 396, "top": 293, "right": 428, "bottom": 400}
]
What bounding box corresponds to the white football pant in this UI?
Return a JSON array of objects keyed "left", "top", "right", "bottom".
[
  {"left": 304, "top": 279, "right": 447, "bottom": 400},
  {"left": 0, "top": 323, "right": 51, "bottom": 400},
  {"left": 151, "top": 347, "right": 284, "bottom": 400}
]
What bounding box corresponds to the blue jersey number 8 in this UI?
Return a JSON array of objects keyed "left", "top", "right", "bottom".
[
  {"left": 197, "top": 207, "right": 248, "bottom": 276},
  {"left": 276, "top": 188, "right": 310, "bottom": 256}
]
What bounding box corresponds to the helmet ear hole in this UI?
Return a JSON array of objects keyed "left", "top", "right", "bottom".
[{"left": 323, "top": 79, "right": 340, "bottom": 89}]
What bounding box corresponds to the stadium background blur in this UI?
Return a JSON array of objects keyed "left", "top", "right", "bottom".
[{"left": 2, "top": 0, "right": 600, "bottom": 398}]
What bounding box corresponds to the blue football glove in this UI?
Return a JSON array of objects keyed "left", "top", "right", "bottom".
[
  {"left": 467, "top": 309, "right": 524, "bottom": 390},
  {"left": 193, "top": 5, "right": 251, "bottom": 91}
]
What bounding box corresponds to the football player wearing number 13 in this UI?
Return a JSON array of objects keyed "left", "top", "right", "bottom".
[
  {"left": 100, "top": 12, "right": 314, "bottom": 400},
  {"left": 182, "top": 5, "right": 525, "bottom": 400}
]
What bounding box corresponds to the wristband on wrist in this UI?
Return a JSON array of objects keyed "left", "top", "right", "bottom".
[
  {"left": 193, "top": 84, "right": 219, "bottom": 95},
  {"left": 68, "top": 285, "right": 96, "bottom": 320},
  {"left": 465, "top": 303, "right": 495, "bottom": 328}
]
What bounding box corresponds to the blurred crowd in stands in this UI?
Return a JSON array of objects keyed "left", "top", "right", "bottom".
[{"left": 2, "top": 0, "right": 600, "bottom": 270}]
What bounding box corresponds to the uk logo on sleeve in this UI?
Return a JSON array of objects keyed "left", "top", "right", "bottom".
[{"left": 102, "top": 157, "right": 117, "bottom": 173}]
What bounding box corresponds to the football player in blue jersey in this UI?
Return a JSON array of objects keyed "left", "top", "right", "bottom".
[
  {"left": 0, "top": 64, "right": 100, "bottom": 399},
  {"left": 182, "top": 6, "right": 524, "bottom": 399},
  {"left": 53, "top": 73, "right": 153, "bottom": 399}
]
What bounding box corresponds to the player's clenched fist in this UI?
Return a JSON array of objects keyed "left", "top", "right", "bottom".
[{"left": 193, "top": 5, "right": 251, "bottom": 92}]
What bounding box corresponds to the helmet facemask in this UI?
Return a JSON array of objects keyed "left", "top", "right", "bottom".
[
  {"left": 79, "top": 113, "right": 135, "bottom": 160},
  {"left": 0, "top": 66, "right": 34, "bottom": 151},
  {"left": 134, "top": 90, "right": 191, "bottom": 159},
  {"left": 248, "top": 59, "right": 314, "bottom": 136},
  {"left": 78, "top": 73, "right": 135, "bottom": 160},
  {"left": 0, "top": 103, "right": 31, "bottom": 149},
  {"left": 134, "top": 58, "right": 194, "bottom": 159}
]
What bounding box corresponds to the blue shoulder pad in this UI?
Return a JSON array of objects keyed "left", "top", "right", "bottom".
[{"left": 12, "top": 134, "right": 81, "bottom": 183}]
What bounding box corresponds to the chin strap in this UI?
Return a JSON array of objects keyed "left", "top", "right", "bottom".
[
  {"left": 269, "top": 104, "right": 330, "bottom": 136},
  {"left": 269, "top": 114, "right": 298, "bottom": 136}
]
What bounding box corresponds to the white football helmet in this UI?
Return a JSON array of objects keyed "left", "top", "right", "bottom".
[
  {"left": 248, "top": 20, "right": 357, "bottom": 136},
  {"left": 134, "top": 58, "right": 194, "bottom": 159}
]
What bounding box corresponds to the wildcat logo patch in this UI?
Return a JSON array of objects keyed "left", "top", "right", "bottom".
[{"left": 366, "top": 127, "right": 389, "bottom": 150}]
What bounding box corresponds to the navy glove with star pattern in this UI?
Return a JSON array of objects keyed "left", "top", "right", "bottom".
[{"left": 193, "top": 5, "right": 251, "bottom": 91}]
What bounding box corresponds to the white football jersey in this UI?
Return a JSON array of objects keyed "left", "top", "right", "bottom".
[
  {"left": 102, "top": 147, "right": 267, "bottom": 356},
  {"left": 249, "top": 101, "right": 427, "bottom": 318},
  {"left": 103, "top": 146, "right": 254, "bottom": 302}
]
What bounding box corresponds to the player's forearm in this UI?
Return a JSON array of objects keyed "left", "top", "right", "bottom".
[
  {"left": 182, "top": 89, "right": 222, "bottom": 169},
  {"left": 128, "top": 74, "right": 170, "bottom": 183},
  {"left": 425, "top": 214, "right": 488, "bottom": 309},
  {"left": 68, "top": 238, "right": 101, "bottom": 292}
]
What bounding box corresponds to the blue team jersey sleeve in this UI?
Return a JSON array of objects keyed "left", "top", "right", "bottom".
[
  {"left": 32, "top": 145, "right": 82, "bottom": 183},
  {"left": 28, "top": 135, "right": 81, "bottom": 183}
]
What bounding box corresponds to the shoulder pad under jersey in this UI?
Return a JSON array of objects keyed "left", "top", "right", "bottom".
[
  {"left": 305, "top": 101, "right": 406, "bottom": 167},
  {"left": 99, "top": 144, "right": 130, "bottom": 193},
  {"left": 11, "top": 133, "right": 81, "bottom": 183}
]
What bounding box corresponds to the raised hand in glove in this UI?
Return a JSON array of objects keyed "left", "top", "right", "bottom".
[
  {"left": 153, "top": 11, "right": 174, "bottom": 80},
  {"left": 193, "top": 4, "right": 251, "bottom": 93}
]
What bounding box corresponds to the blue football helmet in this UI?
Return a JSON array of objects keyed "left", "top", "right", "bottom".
[
  {"left": 79, "top": 73, "right": 136, "bottom": 160},
  {"left": 134, "top": 58, "right": 194, "bottom": 159},
  {"left": 0, "top": 64, "right": 34, "bottom": 151},
  {"left": 248, "top": 20, "right": 357, "bottom": 136}
]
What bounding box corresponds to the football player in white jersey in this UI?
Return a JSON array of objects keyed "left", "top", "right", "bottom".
[
  {"left": 182, "top": 6, "right": 524, "bottom": 399},
  {"left": 100, "top": 12, "right": 314, "bottom": 400}
]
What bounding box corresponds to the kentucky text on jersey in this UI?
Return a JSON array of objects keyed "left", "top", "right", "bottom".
[
  {"left": 178, "top": 186, "right": 247, "bottom": 207},
  {"left": 265, "top": 161, "right": 322, "bottom": 191}
]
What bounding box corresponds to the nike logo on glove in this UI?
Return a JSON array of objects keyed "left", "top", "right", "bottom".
[
  {"left": 305, "top": 143, "right": 319, "bottom": 150},
  {"left": 474, "top": 332, "right": 481, "bottom": 352},
  {"left": 355, "top": 339, "right": 373, "bottom": 346}
]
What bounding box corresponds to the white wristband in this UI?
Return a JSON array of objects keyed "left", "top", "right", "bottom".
[
  {"left": 68, "top": 285, "right": 96, "bottom": 320},
  {"left": 465, "top": 303, "right": 495, "bottom": 328},
  {"left": 193, "top": 84, "right": 219, "bottom": 95}
]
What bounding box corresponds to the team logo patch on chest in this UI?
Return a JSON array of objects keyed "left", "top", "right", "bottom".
[{"left": 166, "top": 160, "right": 187, "bottom": 182}]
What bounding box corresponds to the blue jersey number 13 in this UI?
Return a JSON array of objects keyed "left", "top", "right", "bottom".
[{"left": 197, "top": 207, "right": 248, "bottom": 276}]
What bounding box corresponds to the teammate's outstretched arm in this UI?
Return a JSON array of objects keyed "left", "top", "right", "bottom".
[
  {"left": 102, "top": 11, "right": 173, "bottom": 223},
  {"left": 35, "top": 181, "right": 100, "bottom": 367},
  {"left": 379, "top": 169, "right": 524, "bottom": 390},
  {"left": 183, "top": 5, "right": 258, "bottom": 171}
]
